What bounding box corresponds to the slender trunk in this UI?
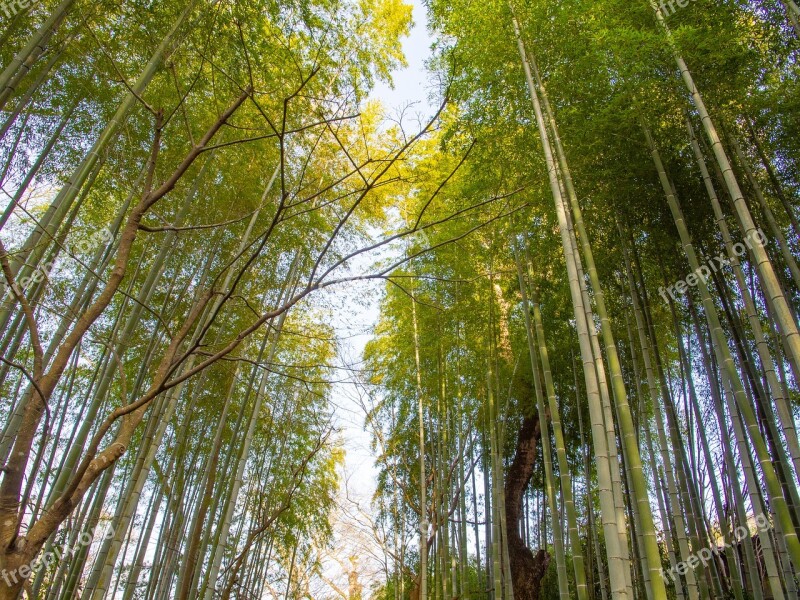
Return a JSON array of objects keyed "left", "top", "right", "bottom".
[
  {"left": 688, "top": 297, "right": 764, "bottom": 600},
  {"left": 646, "top": 129, "right": 800, "bottom": 574},
  {"left": 511, "top": 15, "right": 629, "bottom": 597},
  {"left": 0, "top": 0, "right": 76, "bottom": 111},
  {"left": 0, "top": 1, "right": 196, "bottom": 343},
  {"left": 745, "top": 119, "right": 800, "bottom": 238},
  {"left": 530, "top": 54, "right": 665, "bottom": 598},
  {"left": 411, "top": 293, "right": 428, "bottom": 600},
  {"left": 728, "top": 131, "right": 800, "bottom": 291},
  {"left": 525, "top": 245, "right": 590, "bottom": 600},
  {"left": 620, "top": 228, "right": 696, "bottom": 599},
  {"left": 514, "top": 247, "right": 569, "bottom": 600},
  {"left": 653, "top": 5, "right": 800, "bottom": 384},
  {"left": 686, "top": 118, "right": 800, "bottom": 483},
  {"left": 200, "top": 271, "right": 295, "bottom": 600}
]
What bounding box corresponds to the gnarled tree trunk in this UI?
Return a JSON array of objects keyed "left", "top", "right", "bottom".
[{"left": 504, "top": 413, "right": 550, "bottom": 600}]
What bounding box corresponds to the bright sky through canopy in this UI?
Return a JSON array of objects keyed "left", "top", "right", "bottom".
[{"left": 370, "top": 0, "right": 435, "bottom": 113}]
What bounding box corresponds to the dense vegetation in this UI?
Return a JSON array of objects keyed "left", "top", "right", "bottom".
[{"left": 0, "top": 0, "right": 799, "bottom": 599}]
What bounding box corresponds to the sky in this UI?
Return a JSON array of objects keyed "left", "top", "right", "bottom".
[
  {"left": 370, "top": 0, "right": 437, "bottom": 116},
  {"left": 332, "top": 0, "right": 434, "bottom": 501},
  {"left": 319, "top": 0, "right": 435, "bottom": 592}
]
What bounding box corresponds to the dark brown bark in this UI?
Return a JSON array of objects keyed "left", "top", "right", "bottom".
[{"left": 504, "top": 413, "right": 550, "bottom": 600}]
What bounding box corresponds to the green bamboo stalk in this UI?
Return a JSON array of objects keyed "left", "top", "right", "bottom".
[
  {"left": 511, "top": 14, "right": 630, "bottom": 597},
  {"left": 524, "top": 243, "right": 590, "bottom": 600},
  {"left": 652, "top": 3, "right": 800, "bottom": 385},
  {"left": 514, "top": 246, "right": 570, "bottom": 600},
  {"left": 646, "top": 128, "right": 800, "bottom": 574},
  {"left": 526, "top": 44, "right": 666, "bottom": 598},
  {"left": 686, "top": 118, "right": 800, "bottom": 484}
]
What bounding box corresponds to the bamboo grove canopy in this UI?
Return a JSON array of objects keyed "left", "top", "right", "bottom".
[{"left": 0, "top": 0, "right": 799, "bottom": 599}]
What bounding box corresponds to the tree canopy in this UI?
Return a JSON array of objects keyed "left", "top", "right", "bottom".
[{"left": 1, "top": 0, "right": 799, "bottom": 599}]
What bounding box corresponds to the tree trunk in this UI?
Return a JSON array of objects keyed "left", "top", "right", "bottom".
[{"left": 503, "top": 413, "right": 550, "bottom": 600}]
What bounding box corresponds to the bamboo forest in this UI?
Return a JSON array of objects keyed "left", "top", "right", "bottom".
[{"left": 3, "top": 0, "right": 800, "bottom": 598}]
